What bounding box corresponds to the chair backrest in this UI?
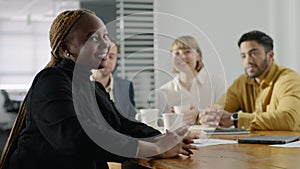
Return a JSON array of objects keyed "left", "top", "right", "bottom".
[
  {"left": 0, "top": 90, "right": 21, "bottom": 113},
  {"left": 0, "top": 94, "right": 27, "bottom": 169},
  {"left": 0, "top": 91, "right": 6, "bottom": 114},
  {"left": 0, "top": 90, "right": 10, "bottom": 110}
]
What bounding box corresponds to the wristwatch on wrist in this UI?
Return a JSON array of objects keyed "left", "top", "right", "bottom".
[{"left": 231, "top": 112, "right": 238, "bottom": 128}]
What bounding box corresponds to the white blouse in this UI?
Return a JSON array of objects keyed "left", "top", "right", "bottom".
[{"left": 157, "top": 67, "right": 225, "bottom": 114}]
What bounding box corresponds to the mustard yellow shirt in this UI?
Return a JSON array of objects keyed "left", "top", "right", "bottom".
[{"left": 216, "top": 62, "right": 300, "bottom": 131}]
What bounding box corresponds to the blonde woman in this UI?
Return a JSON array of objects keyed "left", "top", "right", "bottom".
[{"left": 158, "top": 35, "right": 225, "bottom": 125}]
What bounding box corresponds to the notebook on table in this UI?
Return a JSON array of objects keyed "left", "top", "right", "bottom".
[
  {"left": 202, "top": 128, "right": 250, "bottom": 135},
  {"left": 238, "top": 135, "right": 300, "bottom": 144}
]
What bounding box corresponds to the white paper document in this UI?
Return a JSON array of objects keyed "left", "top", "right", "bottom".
[
  {"left": 192, "top": 138, "right": 237, "bottom": 147},
  {"left": 270, "top": 141, "right": 300, "bottom": 148}
]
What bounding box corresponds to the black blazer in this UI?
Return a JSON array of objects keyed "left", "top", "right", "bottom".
[{"left": 9, "top": 59, "right": 160, "bottom": 169}]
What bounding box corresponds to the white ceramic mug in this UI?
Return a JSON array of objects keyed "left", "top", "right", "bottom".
[
  {"left": 173, "top": 104, "right": 190, "bottom": 114},
  {"left": 135, "top": 109, "right": 159, "bottom": 128},
  {"left": 162, "top": 113, "right": 184, "bottom": 131}
]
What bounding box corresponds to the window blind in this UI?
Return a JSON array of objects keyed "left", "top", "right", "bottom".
[{"left": 115, "top": 0, "right": 155, "bottom": 109}]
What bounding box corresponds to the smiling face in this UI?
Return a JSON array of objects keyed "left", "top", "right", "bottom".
[
  {"left": 171, "top": 48, "right": 200, "bottom": 74},
  {"left": 64, "top": 13, "right": 110, "bottom": 69},
  {"left": 170, "top": 36, "right": 203, "bottom": 74},
  {"left": 240, "top": 40, "right": 274, "bottom": 80}
]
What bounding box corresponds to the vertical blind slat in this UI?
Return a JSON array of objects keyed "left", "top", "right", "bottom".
[{"left": 116, "top": 0, "right": 155, "bottom": 109}]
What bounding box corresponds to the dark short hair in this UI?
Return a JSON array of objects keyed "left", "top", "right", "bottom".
[
  {"left": 108, "top": 37, "right": 120, "bottom": 54},
  {"left": 238, "top": 30, "right": 273, "bottom": 52}
]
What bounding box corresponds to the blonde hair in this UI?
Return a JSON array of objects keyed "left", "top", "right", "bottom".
[
  {"left": 47, "top": 9, "right": 95, "bottom": 68},
  {"left": 171, "top": 35, "right": 203, "bottom": 72}
]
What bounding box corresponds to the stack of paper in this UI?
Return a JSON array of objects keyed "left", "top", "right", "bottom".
[{"left": 192, "top": 138, "right": 237, "bottom": 147}]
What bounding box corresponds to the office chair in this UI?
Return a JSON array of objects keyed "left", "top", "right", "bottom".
[
  {"left": 0, "top": 93, "right": 27, "bottom": 169},
  {"left": 0, "top": 90, "right": 21, "bottom": 113}
]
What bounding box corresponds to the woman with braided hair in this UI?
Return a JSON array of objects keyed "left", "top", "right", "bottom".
[{"left": 4, "top": 9, "right": 198, "bottom": 169}]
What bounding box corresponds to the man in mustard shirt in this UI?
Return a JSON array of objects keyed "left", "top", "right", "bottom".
[{"left": 200, "top": 30, "right": 300, "bottom": 131}]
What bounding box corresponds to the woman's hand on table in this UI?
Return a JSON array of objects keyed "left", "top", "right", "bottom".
[{"left": 154, "top": 126, "right": 199, "bottom": 158}]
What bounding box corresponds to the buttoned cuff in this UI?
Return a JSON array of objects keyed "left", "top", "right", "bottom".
[{"left": 237, "top": 111, "right": 255, "bottom": 130}]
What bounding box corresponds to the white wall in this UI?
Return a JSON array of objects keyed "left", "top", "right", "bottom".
[
  {"left": 155, "top": 0, "right": 300, "bottom": 88},
  {"left": 270, "top": 0, "right": 300, "bottom": 72}
]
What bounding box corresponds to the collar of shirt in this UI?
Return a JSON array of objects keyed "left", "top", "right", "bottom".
[
  {"left": 173, "top": 67, "right": 208, "bottom": 91},
  {"left": 105, "top": 74, "right": 114, "bottom": 101}
]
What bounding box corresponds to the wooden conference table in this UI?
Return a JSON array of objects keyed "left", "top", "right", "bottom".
[{"left": 132, "top": 130, "right": 300, "bottom": 169}]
